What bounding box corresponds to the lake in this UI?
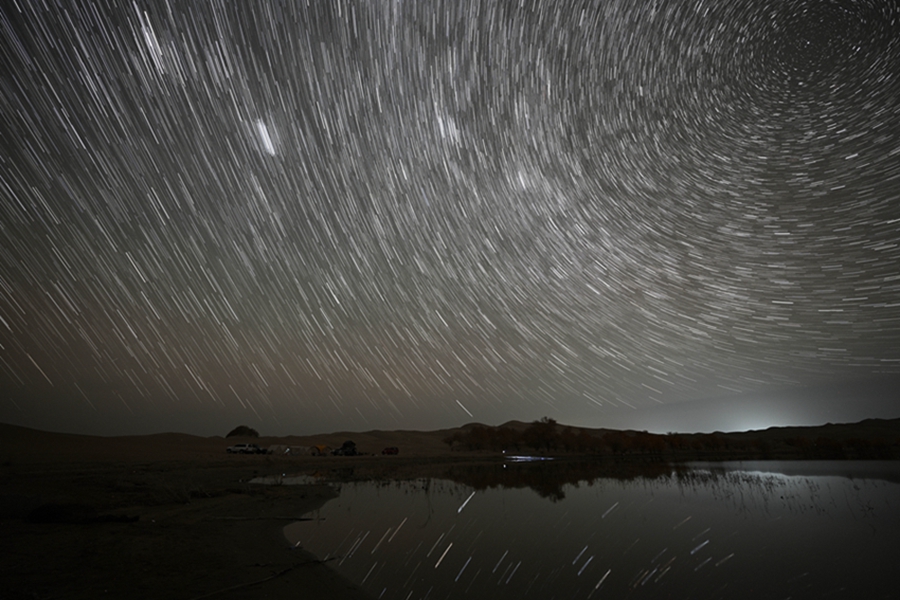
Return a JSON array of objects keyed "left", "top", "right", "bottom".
[{"left": 283, "top": 460, "right": 900, "bottom": 599}]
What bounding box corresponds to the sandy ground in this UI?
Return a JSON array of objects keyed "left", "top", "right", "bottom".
[
  {"left": 0, "top": 424, "right": 471, "bottom": 600},
  {"left": 0, "top": 463, "right": 378, "bottom": 599}
]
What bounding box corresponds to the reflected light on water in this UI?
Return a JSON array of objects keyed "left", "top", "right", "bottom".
[{"left": 284, "top": 461, "right": 900, "bottom": 599}]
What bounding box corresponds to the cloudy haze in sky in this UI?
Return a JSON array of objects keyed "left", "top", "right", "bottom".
[{"left": 2, "top": 0, "right": 899, "bottom": 437}]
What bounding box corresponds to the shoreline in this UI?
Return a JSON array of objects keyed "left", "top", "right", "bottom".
[
  {"left": 10, "top": 454, "right": 897, "bottom": 599},
  {"left": 3, "top": 420, "right": 898, "bottom": 598},
  {"left": 3, "top": 459, "right": 376, "bottom": 600}
]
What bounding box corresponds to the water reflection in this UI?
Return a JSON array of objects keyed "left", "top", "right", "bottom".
[
  {"left": 285, "top": 461, "right": 900, "bottom": 599},
  {"left": 442, "top": 458, "right": 686, "bottom": 501}
]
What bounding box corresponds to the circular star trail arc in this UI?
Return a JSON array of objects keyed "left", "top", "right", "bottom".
[{"left": 1, "top": 0, "right": 899, "bottom": 433}]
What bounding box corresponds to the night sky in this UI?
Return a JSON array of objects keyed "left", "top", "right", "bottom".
[{"left": 2, "top": 1, "right": 899, "bottom": 437}]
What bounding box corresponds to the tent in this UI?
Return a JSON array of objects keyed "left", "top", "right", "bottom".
[{"left": 309, "top": 444, "right": 331, "bottom": 456}]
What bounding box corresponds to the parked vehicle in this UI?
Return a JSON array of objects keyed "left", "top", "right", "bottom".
[
  {"left": 227, "top": 443, "right": 264, "bottom": 454},
  {"left": 381, "top": 447, "right": 399, "bottom": 455}
]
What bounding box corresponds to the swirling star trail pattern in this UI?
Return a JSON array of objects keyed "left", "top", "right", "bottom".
[{"left": 1, "top": 1, "right": 899, "bottom": 434}]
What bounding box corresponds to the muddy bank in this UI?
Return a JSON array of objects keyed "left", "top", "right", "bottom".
[{"left": 2, "top": 460, "right": 373, "bottom": 600}]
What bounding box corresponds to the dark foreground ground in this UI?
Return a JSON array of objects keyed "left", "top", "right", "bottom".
[
  {"left": 2, "top": 419, "right": 898, "bottom": 599},
  {"left": 0, "top": 422, "right": 508, "bottom": 600},
  {"left": 3, "top": 457, "right": 381, "bottom": 600}
]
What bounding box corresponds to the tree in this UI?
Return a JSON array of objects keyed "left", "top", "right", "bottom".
[
  {"left": 604, "top": 431, "right": 630, "bottom": 454},
  {"left": 226, "top": 425, "right": 259, "bottom": 438},
  {"left": 443, "top": 431, "right": 464, "bottom": 450},
  {"left": 523, "top": 417, "right": 558, "bottom": 451}
]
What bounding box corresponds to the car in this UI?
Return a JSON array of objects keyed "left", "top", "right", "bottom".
[
  {"left": 381, "top": 447, "right": 399, "bottom": 455},
  {"left": 227, "top": 443, "right": 264, "bottom": 454}
]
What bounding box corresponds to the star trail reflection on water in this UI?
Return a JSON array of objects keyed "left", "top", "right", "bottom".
[{"left": 285, "top": 461, "right": 900, "bottom": 599}]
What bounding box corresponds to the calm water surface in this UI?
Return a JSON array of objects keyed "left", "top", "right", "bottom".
[{"left": 284, "top": 461, "right": 899, "bottom": 599}]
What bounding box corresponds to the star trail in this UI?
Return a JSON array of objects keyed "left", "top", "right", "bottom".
[{"left": 1, "top": 0, "right": 899, "bottom": 435}]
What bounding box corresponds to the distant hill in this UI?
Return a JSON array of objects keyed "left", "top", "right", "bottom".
[
  {"left": 442, "top": 417, "right": 900, "bottom": 460},
  {"left": 1, "top": 417, "right": 898, "bottom": 463}
]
